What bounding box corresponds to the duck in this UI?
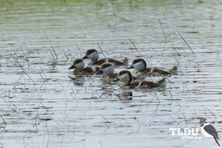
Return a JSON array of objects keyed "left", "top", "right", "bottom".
[
  {"left": 82, "top": 49, "right": 128, "bottom": 66},
  {"left": 95, "top": 63, "right": 117, "bottom": 78},
  {"left": 96, "top": 62, "right": 139, "bottom": 81},
  {"left": 128, "top": 58, "right": 177, "bottom": 76},
  {"left": 69, "top": 58, "right": 100, "bottom": 75},
  {"left": 117, "top": 70, "right": 166, "bottom": 89}
]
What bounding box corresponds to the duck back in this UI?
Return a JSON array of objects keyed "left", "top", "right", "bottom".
[
  {"left": 107, "top": 58, "right": 128, "bottom": 66},
  {"left": 137, "top": 80, "right": 159, "bottom": 89}
]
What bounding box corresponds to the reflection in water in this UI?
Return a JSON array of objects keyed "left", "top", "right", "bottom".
[
  {"left": 69, "top": 76, "right": 86, "bottom": 86},
  {"left": 100, "top": 75, "right": 119, "bottom": 85},
  {"left": 117, "top": 91, "right": 133, "bottom": 101},
  {"left": 100, "top": 85, "right": 115, "bottom": 98}
]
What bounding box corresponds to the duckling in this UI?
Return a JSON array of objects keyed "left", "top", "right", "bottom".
[
  {"left": 117, "top": 70, "right": 166, "bottom": 89},
  {"left": 96, "top": 63, "right": 117, "bottom": 78},
  {"left": 128, "top": 58, "right": 177, "bottom": 76},
  {"left": 69, "top": 58, "right": 98, "bottom": 75},
  {"left": 97, "top": 62, "right": 138, "bottom": 81},
  {"left": 152, "top": 66, "right": 177, "bottom": 75},
  {"left": 95, "top": 63, "right": 120, "bottom": 84},
  {"left": 128, "top": 58, "right": 152, "bottom": 73},
  {"left": 82, "top": 49, "right": 128, "bottom": 66}
]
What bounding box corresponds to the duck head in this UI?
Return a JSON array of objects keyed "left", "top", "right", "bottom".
[
  {"left": 82, "top": 49, "right": 99, "bottom": 63},
  {"left": 69, "top": 59, "right": 85, "bottom": 70},
  {"left": 118, "top": 70, "right": 133, "bottom": 86},
  {"left": 128, "top": 58, "right": 147, "bottom": 72},
  {"left": 96, "top": 62, "right": 114, "bottom": 75}
]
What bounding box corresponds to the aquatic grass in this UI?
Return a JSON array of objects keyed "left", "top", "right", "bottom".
[
  {"left": 0, "top": 115, "right": 7, "bottom": 128},
  {"left": 97, "top": 42, "right": 107, "bottom": 58},
  {"left": 128, "top": 39, "right": 151, "bottom": 64},
  {"left": 178, "top": 33, "right": 196, "bottom": 57},
  {"left": 169, "top": 90, "right": 181, "bottom": 113},
  {"left": 62, "top": 50, "right": 69, "bottom": 62},
  {"left": 2, "top": 92, "right": 23, "bottom": 122},
  {"left": 99, "top": 87, "right": 113, "bottom": 99},
  {"left": 159, "top": 19, "right": 167, "bottom": 43},
  {"left": 177, "top": 32, "right": 201, "bottom": 75},
  {"left": 102, "top": 116, "right": 112, "bottom": 124},
  {"left": 39, "top": 66, "right": 48, "bottom": 82},
  {"left": 49, "top": 46, "right": 58, "bottom": 66},
  {"left": 13, "top": 55, "right": 36, "bottom": 85},
  {"left": 86, "top": 77, "right": 100, "bottom": 98},
  {"left": 152, "top": 91, "right": 161, "bottom": 112}
]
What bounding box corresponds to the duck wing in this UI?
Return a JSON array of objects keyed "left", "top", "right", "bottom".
[
  {"left": 83, "top": 67, "right": 94, "bottom": 74},
  {"left": 94, "top": 59, "right": 106, "bottom": 65},
  {"left": 107, "top": 58, "right": 128, "bottom": 66},
  {"left": 145, "top": 68, "right": 152, "bottom": 73},
  {"left": 138, "top": 80, "right": 159, "bottom": 88},
  {"left": 109, "top": 73, "right": 118, "bottom": 78},
  {"left": 128, "top": 81, "right": 139, "bottom": 89},
  {"left": 152, "top": 67, "right": 170, "bottom": 75}
]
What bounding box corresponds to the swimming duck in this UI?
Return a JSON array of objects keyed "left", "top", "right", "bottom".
[
  {"left": 128, "top": 58, "right": 177, "bottom": 76},
  {"left": 82, "top": 49, "right": 128, "bottom": 66},
  {"left": 117, "top": 70, "right": 166, "bottom": 89},
  {"left": 95, "top": 63, "right": 120, "bottom": 84},
  {"left": 96, "top": 62, "right": 139, "bottom": 81},
  {"left": 69, "top": 58, "right": 99, "bottom": 75},
  {"left": 96, "top": 63, "right": 117, "bottom": 78}
]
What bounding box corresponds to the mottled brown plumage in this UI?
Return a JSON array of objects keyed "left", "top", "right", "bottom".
[
  {"left": 69, "top": 58, "right": 98, "bottom": 76},
  {"left": 152, "top": 68, "right": 170, "bottom": 75},
  {"left": 107, "top": 58, "right": 128, "bottom": 66},
  {"left": 130, "top": 58, "right": 177, "bottom": 76},
  {"left": 83, "top": 49, "right": 128, "bottom": 66},
  {"left": 93, "top": 58, "right": 106, "bottom": 65},
  {"left": 118, "top": 70, "right": 166, "bottom": 89},
  {"left": 137, "top": 81, "right": 159, "bottom": 88},
  {"left": 98, "top": 63, "right": 118, "bottom": 82},
  {"left": 152, "top": 66, "right": 178, "bottom": 75},
  {"left": 72, "top": 67, "right": 95, "bottom": 76}
]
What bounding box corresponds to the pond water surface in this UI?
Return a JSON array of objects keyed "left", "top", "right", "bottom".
[{"left": 0, "top": 0, "right": 222, "bottom": 148}]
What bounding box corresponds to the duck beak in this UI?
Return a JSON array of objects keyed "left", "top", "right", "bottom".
[
  {"left": 69, "top": 65, "right": 75, "bottom": 70},
  {"left": 82, "top": 55, "right": 88, "bottom": 59},
  {"left": 95, "top": 69, "right": 103, "bottom": 75},
  {"left": 127, "top": 65, "right": 134, "bottom": 69},
  {"left": 113, "top": 78, "right": 119, "bottom": 82}
]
